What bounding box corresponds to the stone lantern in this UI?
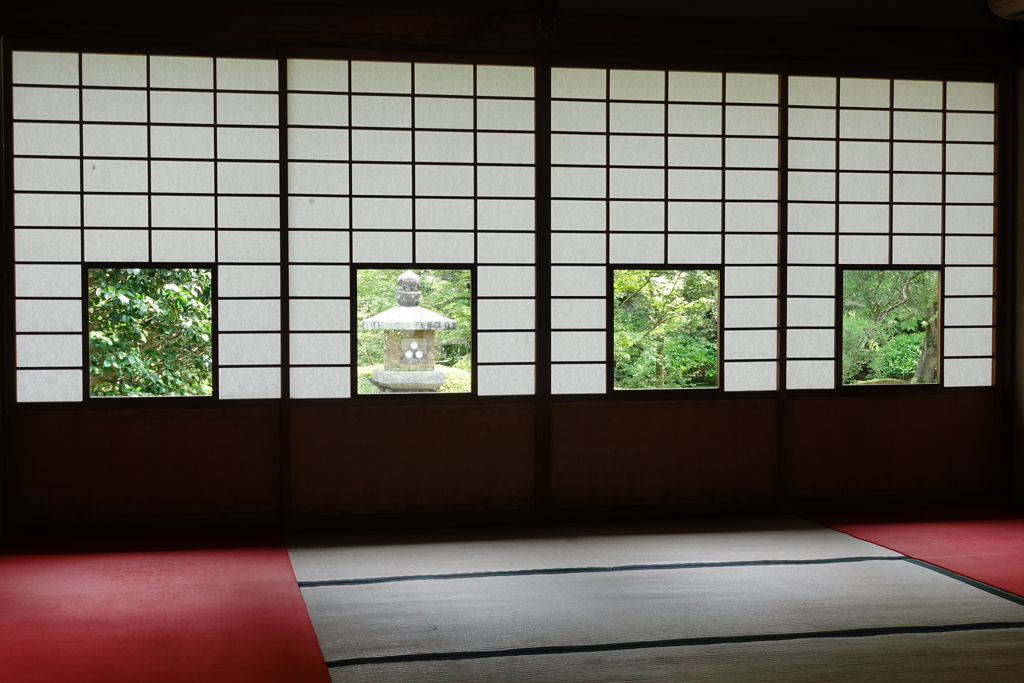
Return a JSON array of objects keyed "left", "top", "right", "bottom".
[{"left": 362, "top": 271, "right": 457, "bottom": 392}]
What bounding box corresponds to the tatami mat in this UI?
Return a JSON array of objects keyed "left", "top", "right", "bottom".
[
  {"left": 302, "top": 559, "right": 1024, "bottom": 662},
  {"left": 328, "top": 628, "right": 1024, "bottom": 683},
  {"left": 287, "top": 516, "right": 897, "bottom": 583}
]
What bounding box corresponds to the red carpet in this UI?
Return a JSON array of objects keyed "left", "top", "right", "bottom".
[
  {"left": 0, "top": 530, "right": 330, "bottom": 683},
  {"left": 805, "top": 507, "right": 1024, "bottom": 599}
]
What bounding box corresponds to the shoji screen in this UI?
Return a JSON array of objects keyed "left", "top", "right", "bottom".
[
  {"left": 549, "top": 68, "right": 780, "bottom": 394},
  {"left": 12, "top": 51, "right": 282, "bottom": 402},
  {"left": 786, "top": 77, "right": 996, "bottom": 388},
  {"left": 285, "top": 60, "right": 536, "bottom": 398}
]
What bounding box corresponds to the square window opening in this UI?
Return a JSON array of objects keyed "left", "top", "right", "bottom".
[
  {"left": 88, "top": 268, "right": 213, "bottom": 397},
  {"left": 613, "top": 269, "right": 720, "bottom": 390},
  {"left": 842, "top": 269, "right": 939, "bottom": 386},
  {"left": 357, "top": 268, "right": 472, "bottom": 394}
]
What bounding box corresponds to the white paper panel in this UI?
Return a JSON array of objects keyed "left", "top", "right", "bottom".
[
  {"left": 551, "top": 101, "right": 606, "bottom": 132},
  {"left": 151, "top": 160, "right": 214, "bottom": 193},
  {"left": 838, "top": 204, "right": 887, "bottom": 234},
  {"left": 669, "top": 105, "right": 722, "bottom": 135},
  {"left": 943, "top": 358, "right": 992, "bottom": 387},
  {"left": 946, "top": 175, "right": 994, "bottom": 204},
  {"left": 84, "top": 230, "right": 148, "bottom": 261},
  {"left": 151, "top": 195, "right": 215, "bottom": 228},
  {"left": 839, "top": 78, "right": 889, "bottom": 107},
  {"left": 478, "top": 299, "right": 535, "bottom": 330},
  {"left": 83, "top": 159, "right": 148, "bottom": 193},
  {"left": 724, "top": 298, "right": 776, "bottom": 329},
  {"left": 476, "top": 99, "right": 534, "bottom": 131},
  {"left": 551, "top": 299, "right": 604, "bottom": 329},
  {"left": 725, "top": 73, "right": 778, "bottom": 104},
  {"left": 17, "top": 334, "right": 82, "bottom": 367},
  {"left": 787, "top": 203, "right": 835, "bottom": 233},
  {"left": 288, "top": 59, "right": 348, "bottom": 92},
  {"left": 552, "top": 200, "right": 604, "bottom": 231},
  {"left": 415, "top": 131, "right": 474, "bottom": 162},
  {"left": 893, "top": 111, "right": 942, "bottom": 141},
  {"left": 893, "top": 80, "right": 942, "bottom": 110},
  {"left": 726, "top": 138, "right": 778, "bottom": 168},
  {"left": 217, "top": 58, "right": 278, "bottom": 91},
  {"left": 944, "top": 328, "right": 992, "bottom": 357},
  {"left": 14, "top": 122, "right": 80, "bottom": 156},
  {"left": 289, "top": 128, "right": 348, "bottom": 161},
  {"left": 478, "top": 266, "right": 536, "bottom": 297},
  {"left": 219, "top": 300, "right": 281, "bottom": 331},
  {"left": 667, "top": 234, "right": 721, "bottom": 264},
  {"left": 289, "top": 231, "right": 349, "bottom": 263},
  {"left": 288, "top": 93, "right": 348, "bottom": 126},
  {"left": 352, "top": 198, "right": 410, "bottom": 229},
  {"left": 351, "top": 61, "right": 411, "bottom": 94},
  {"left": 151, "top": 230, "right": 215, "bottom": 262},
  {"left": 944, "top": 298, "right": 993, "bottom": 327},
  {"left": 290, "top": 299, "right": 350, "bottom": 331},
  {"left": 839, "top": 141, "right": 889, "bottom": 171},
  {"left": 787, "top": 329, "right": 833, "bottom": 358},
  {"left": 151, "top": 126, "right": 215, "bottom": 159},
  {"left": 611, "top": 168, "right": 664, "bottom": 199},
  {"left": 788, "top": 77, "right": 836, "bottom": 107},
  {"left": 787, "top": 235, "right": 834, "bottom": 264},
  {"left": 83, "top": 89, "right": 147, "bottom": 122},
  {"left": 725, "top": 170, "right": 777, "bottom": 200},
  {"left": 17, "top": 299, "right": 82, "bottom": 332},
  {"left": 15, "top": 158, "right": 80, "bottom": 192},
  {"left": 725, "top": 234, "right": 777, "bottom": 264},
  {"left": 218, "top": 162, "right": 280, "bottom": 195},
  {"left": 290, "top": 367, "right": 351, "bottom": 399},
  {"left": 13, "top": 52, "right": 79, "bottom": 85},
  {"left": 290, "top": 333, "right": 350, "bottom": 365},
  {"left": 219, "top": 367, "right": 281, "bottom": 399},
  {"left": 85, "top": 195, "right": 148, "bottom": 227},
  {"left": 893, "top": 174, "right": 941, "bottom": 203},
  {"left": 150, "top": 91, "right": 214, "bottom": 124},
  {"left": 14, "top": 87, "right": 80, "bottom": 121},
  {"left": 552, "top": 363, "right": 605, "bottom": 394},
  {"left": 610, "top": 135, "right": 664, "bottom": 166},
  {"left": 416, "top": 164, "right": 473, "bottom": 197},
  {"left": 839, "top": 110, "right": 889, "bottom": 140},
  {"left": 477, "top": 233, "right": 535, "bottom": 264},
  {"left": 945, "top": 267, "right": 993, "bottom": 296},
  {"left": 945, "top": 206, "right": 994, "bottom": 235},
  {"left": 83, "top": 124, "right": 148, "bottom": 157},
  {"left": 219, "top": 266, "right": 280, "bottom": 297},
  {"left": 787, "top": 109, "right": 835, "bottom": 138},
  {"left": 669, "top": 137, "right": 721, "bottom": 167},
  {"left": 416, "top": 232, "right": 475, "bottom": 263},
  {"left": 551, "top": 68, "right": 606, "bottom": 99},
  {"left": 16, "top": 264, "right": 80, "bottom": 297},
  {"left": 788, "top": 172, "right": 835, "bottom": 201},
  {"left": 946, "top": 144, "right": 994, "bottom": 173},
  {"left": 892, "top": 143, "right": 942, "bottom": 172},
  {"left": 946, "top": 236, "right": 994, "bottom": 265},
  {"left": 946, "top": 82, "right": 995, "bottom": 111},
  {"left": 218, "top": 333, "right": 281, "bottom": 366},
  {"left": 724, "top": 361, "right": 776, "bottom": 391},
  {"left": 219, "top": 197, "right": 280, "bottom": 229},
  {"left": 345, "top": 129, "right": 406, "bottom": 163},
  {"left": 290, "top": 196, "right": 349, "bottom": 229},
  {"left": 415, "top": 63, "right": 472, "bottom": 96},
  {"left": 219, "top": 231, "right": 280, "bottom": 262},
  {"left": 892, "top": 236, "right": 941, "bottom": 264},
  {"left": 839, "top": 173, "right": 889, "bottom": 202},
  {"left": 945, "top": 113, "right": 994, "bottom": 142},
  {"left": 15, "top": 193, "right": 81, "bottom": 227},
  {"left": 416, "top": 198, "right": 474, "bottom": 230},
  {"left": 610, "top": 69, "right": 664, "bottom": 101},
  {"left": 838, "top": 235, "right": 888, "bottom": 264},
  {"left": 610, "top": 202, "right": 664, "bottom": 232},
  {"left": 892, "top": 205, "right": 941, "bottom": 233},
  {"left": 609, "top": 234, "right": 663, "bottom": 263},
  {"left": 552, "top": 134, "right": 606, "bottom": 165},
  {"left": 724, "top": 106, "right": 778, "bottom": 136},
  {"left": 17, "top": 369, "right": 82, "bottom": 403},
  {"left": 551, "top": 266, "right": 605, "bottom": 296},
  {"left": 787, "top": 266, "right": 834, "bottom": 295},
  {"left": 351, "top": 231, "right": 413, "bottom": 262},
  {"left": 668, "top": 71, "right": 722, "bottom": 103},
  {"left": 551, "top": 331, "right": 606, "bottom": 362},
  {"left": 724, "top": 203, "right": 776, "bottom": 232},
  {"left": 351, "top": 163, "right": 410, "bottom": 196},
  {"left": 787, "top": 297, "right": 834, "bottom": 327},
  {"left": 477, "top": 65, "right": 533, "bottom": 97},
  {"left": 668, "top": 202, "right": 721, "bottom": 232},
  {"left": 218, "top": 128, "right": 279, "bottom": 160},
  {"left": 552, "top": 167, "right": 606, "bottom": 198},
  {"left": 288, "top": 162, "right": 348, "bottom": 196},
  {"left": 786, "top": 360, "right": 834, "bottom": 390},
  {"left": 478, "top": 364, "right": 534, "bottom": 396},
  {"left": 477, "top": 332, "right": 535, "bottom": 363},
  {"left": 415, "top": 97, "right": 473, "bottom": 129},
  {"left": 150, "top": 56, "right": 213, "bottom": 89},
  {"left": 668, "top": 169, "right": 721, "bottom": 200},
  {"left": 725, "top": 329, "right": 777, "bottom": 360},
  {"left": 310, "top": 256, "right": 374, "bottom": 303},
  {"left": 724, "top": 266, "right": 777, "bottom": 296}
]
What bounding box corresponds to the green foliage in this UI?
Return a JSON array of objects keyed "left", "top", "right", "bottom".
[
  {"left": 613, "top": 270, "right": 719, "bottom": 390},
  {"left": 842, "top": 269, "right": 939, "bottom": 385},
  {"left": 89, "top": 268, "right": 212, "bottom": 397},
  {"left": 357, "top": 365, "right": 472, "bottom": 394},
  {"left": 356, "top": 269, "right": 472, "bottom": 393}
]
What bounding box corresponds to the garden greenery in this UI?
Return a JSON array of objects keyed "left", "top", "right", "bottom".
[
  {"left": 613, "top": 270, "right": 719, "bottom": 390},
  {"left": 842, "top": 269, "right": 939, "bottom": 385},
  {"left": 89, "top": 268, "right": 213, "bottom": 397}
]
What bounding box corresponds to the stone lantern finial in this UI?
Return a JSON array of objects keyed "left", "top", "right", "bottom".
[{"left": 397, "top": 270, "right": 421, "bottom": 306}]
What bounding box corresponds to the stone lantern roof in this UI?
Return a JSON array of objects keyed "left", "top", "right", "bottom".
[{"left": 362, "top": 271, "right": 457, "bottom": 331}]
